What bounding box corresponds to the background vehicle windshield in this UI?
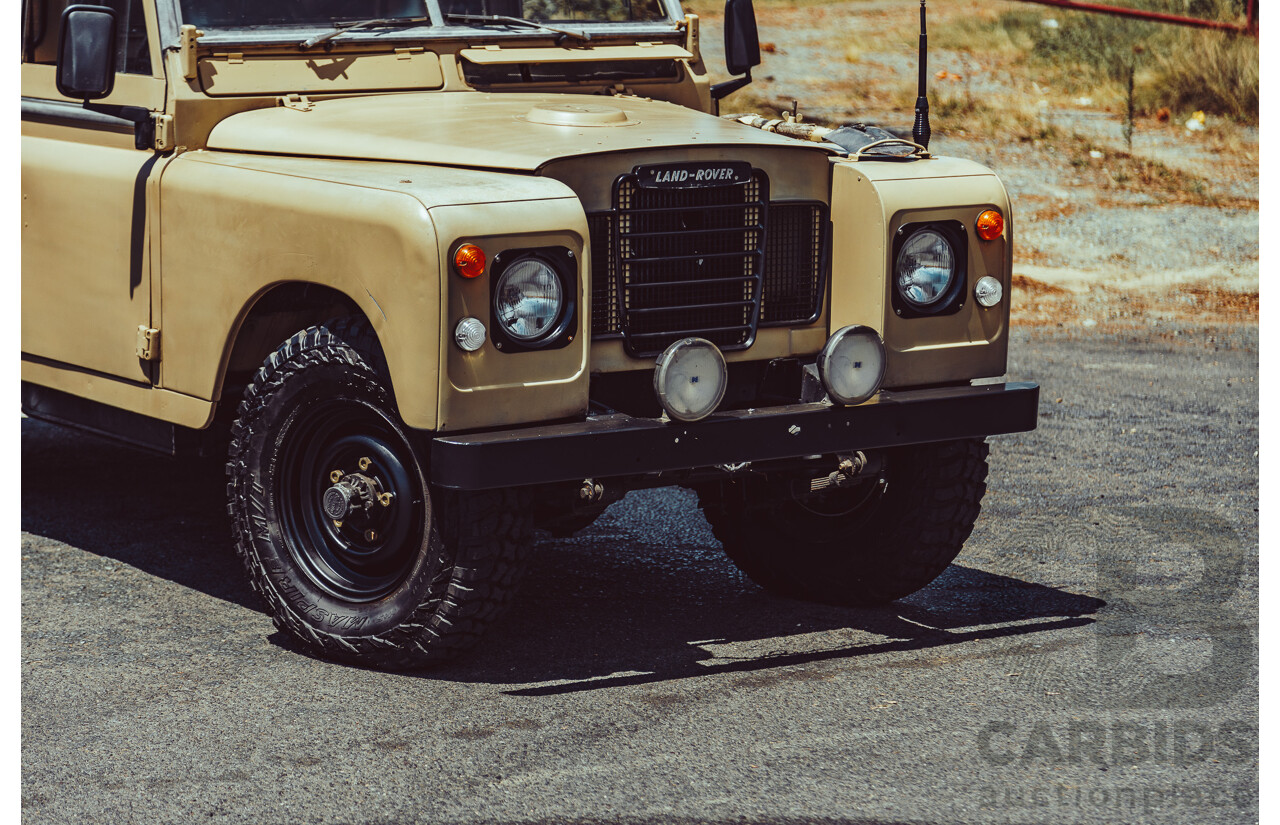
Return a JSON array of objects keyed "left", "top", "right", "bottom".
[{"left": 179, "top": 0, "right": 667, "bottom": 30}]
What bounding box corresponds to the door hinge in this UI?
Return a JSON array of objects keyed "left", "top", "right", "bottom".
[
  {"left": 136, "top": 326, "right": 161, "bottom": 361},
  {"left": 152, "top": 114, "right": 174, "bottom": 151},
  {"left": 279, "top": 93, "right": 314, "bottom": 112},
  {"left": 179, "top": 25, "right": 204, "bottom": 81}
]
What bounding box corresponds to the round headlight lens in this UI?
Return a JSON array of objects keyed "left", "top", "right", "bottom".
[
  {"left": 817, "top": 325, "right": 886, "bottom": 406},
  {"left": 895, "top": 229, "right": 956, "bottom": 308},
  {"left": 493, "top": 258, "right": 564, "bottom": 342},
  {"left": 653, "top": 338, "right": 728, "bottom": 422}
]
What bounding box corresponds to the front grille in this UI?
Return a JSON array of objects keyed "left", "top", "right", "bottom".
[
  {"left": 760, "top": 204, "right": 827, "bottom": 325},
  {"left": 589, "top": 171, "right": 827, "bottom": 357}
]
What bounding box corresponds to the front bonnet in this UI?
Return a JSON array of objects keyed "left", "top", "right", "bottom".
[{"left": 205, "top": 92, "right": 836, "bottom": 172}]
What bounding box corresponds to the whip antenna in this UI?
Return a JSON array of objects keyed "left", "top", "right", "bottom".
[{"left": 913, "top": 0, "right": 931, "bottom": 149}]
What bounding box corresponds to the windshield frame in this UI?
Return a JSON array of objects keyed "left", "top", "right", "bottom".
[{"left": 163, "top": 0, "right": 687, "bottom": 48}]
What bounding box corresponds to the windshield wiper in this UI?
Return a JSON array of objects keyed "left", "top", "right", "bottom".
[
  {"left": 444, "top": 13, "right": 591, "bottom": 44},
  {"left": 299, "top": 16, "right": 433, "bottom": 50}
]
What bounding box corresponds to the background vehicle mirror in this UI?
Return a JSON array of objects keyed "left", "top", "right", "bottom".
[
  {"left": 712, "top": 0, "right": 760, "bottom": 101},
  {"left": 56, "top": 5, "right": 117, "bottom": 101},
  {"left": 723, "top": 0, "right": 761, "bottom": 77}
]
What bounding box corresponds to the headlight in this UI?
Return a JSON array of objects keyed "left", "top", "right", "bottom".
[
  {"left": 895, "top": 228, "right": 957, "bottom": 309},
  {"left": 493, "top": 257, "right": 564, "bottom": 343}
]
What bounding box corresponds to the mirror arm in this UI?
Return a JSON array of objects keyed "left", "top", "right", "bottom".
[
  {"left": 710, "top": 70, "right": 752, "bottom": 101},
  {"left": 83, "top": 102, "right": 156, "bottom": 151}
]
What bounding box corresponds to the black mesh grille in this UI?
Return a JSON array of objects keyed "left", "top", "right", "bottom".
[
  {"left": 588, "top": 175, "right": 826, "bottom": 354},
  {"left": 587, "top": 214, "right": 619, "bottom": 338},
  {"left": 760, "top": 203, "right": 827, "bottom": 326},
  {"left": 612, "top": 172, "right": 767, "bottom": 356}
]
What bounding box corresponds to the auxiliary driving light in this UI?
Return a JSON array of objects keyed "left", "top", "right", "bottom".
[
  {"left": 817, "top": 325, "right": 886, "bottom": 406},
  {"left": 653, "top": 338, "right": 728, "bottom": 423}
]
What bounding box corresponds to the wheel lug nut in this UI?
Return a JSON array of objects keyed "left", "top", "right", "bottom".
[
  {"left": 364, "top": 529, "right": 378, "bottom": 542},
  {"left": 330, "top": 470, "right": 343, "bottom": 483},
  {"left": 378, "top": 492, "right": 394, "bottom": 507},
  {"left": 358, "top": 457, "right": 372, "bottom": 471},
  {"left": 333, "top": 519, "right": 343, "bottom": 529}
]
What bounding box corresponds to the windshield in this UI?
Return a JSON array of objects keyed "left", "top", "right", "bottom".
[{"left": 179, "top": 0, "right": 668, "bottom": 31}]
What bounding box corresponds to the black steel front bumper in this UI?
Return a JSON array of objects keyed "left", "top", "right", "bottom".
[{"left": 430, "top": 381, "right": 1039, "bottom": 490}]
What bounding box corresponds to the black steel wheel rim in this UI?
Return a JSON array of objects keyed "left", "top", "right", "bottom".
[{"left": 277, "top": 397, "right": 424, "bottom": 603}]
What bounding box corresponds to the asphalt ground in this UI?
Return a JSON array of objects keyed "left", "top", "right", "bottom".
[{"left": 21, "top": 323, "right": 1259, "bottom": 825}]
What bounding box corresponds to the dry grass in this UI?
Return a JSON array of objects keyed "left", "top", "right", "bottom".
[
  {"left": 1143, "top": 23, "right": 1258, "bottom": 119},
  {"left": 933, "top": 0, "right": 1257, "bottom": 121},
  {"left": 1010, "top": 277, "right": 1258, "bottom": 328},
  {"left": 1063, "top": 136, "right": 1255, "bottom": 207},
  {"left": 903, "top": 85, "right": 1059, "bottom": 142}
]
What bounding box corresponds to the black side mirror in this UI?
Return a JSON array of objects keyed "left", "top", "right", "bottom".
[
  {"left": 56, "top": 5, "right": 117, "bottom": 101},
  {"left": 724, "top": 0, "right": 761, "bottom": 76},
  {"left": 712, "top": 0, "right": 761, "bottom": 101}
]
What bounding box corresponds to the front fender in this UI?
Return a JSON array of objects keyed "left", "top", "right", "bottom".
[
  {"left": 829, "top": 156, "right": 1012, "bottom": 387},
  {"left": 157, "top": 151, "right": 579, "bottom": 431}
]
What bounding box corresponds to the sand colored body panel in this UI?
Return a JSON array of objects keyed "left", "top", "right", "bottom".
[
  {"left": 21, "top": 63, "right": 168, "bottom": 390},
  {"left": 205, "top": 92, "right": 826, "bottom": 172},
  {"left": 197, "top": 49, "right": 446, "bottom": 97},
  {"left": 157, "top": 151, "right": 584, "bottom": 432},
  {"left": 830, "top": 158, "right": 1011, "bottom": 387},
  {"left": 433, "top": 204, "right": 591, "bottom": 432}
]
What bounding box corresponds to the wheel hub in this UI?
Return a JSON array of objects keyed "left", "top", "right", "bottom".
[
  {"left": 277, "top": 405, "right": 424, "bottom": 603},
  {"left": 321, "top": 472, "right": 379, "bottom": 521}
]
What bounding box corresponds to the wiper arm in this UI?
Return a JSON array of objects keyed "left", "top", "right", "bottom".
[
  {"left": 299, "top": 16, "right": 433, "bottom": 50},
  {"left": 444, "top": 13, "right": 591, "bottom": 44}
]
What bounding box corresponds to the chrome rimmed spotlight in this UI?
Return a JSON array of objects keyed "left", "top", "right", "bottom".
[
  {"left": 653, "top": 338, "right": 728, "bottom": 423},
  {"left": 816, "top": 325, "right": 887, "bottom": 406}
]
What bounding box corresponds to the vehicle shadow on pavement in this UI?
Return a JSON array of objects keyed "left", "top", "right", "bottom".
[
  {"left": 422, "top": 501, "right": 1106, "bottom": 692},
  {"left": 22, "top": 419, "right": 1103, "bottom": 688},
  {"left": 20, "top": 418, "right": 259, "bottom": 612}
]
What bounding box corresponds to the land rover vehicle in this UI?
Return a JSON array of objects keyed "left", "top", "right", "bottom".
[{"left": 21, "top": 0, "right": 1039, "bottom": 667}]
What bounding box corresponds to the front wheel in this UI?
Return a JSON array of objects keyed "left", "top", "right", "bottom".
[
  {"left": 226, "top": 323, "right": 532, "bottom": 667},
  {"left": 698, "top": 438, "right": 989, "bottom": 605}
]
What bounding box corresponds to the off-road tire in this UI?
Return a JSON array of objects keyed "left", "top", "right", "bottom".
[
  {"left": 699, "top": 438, "right": 989, "bottom": 605},
  {"left": 226, "top": 322, "right": 533, "bottom": 668}
]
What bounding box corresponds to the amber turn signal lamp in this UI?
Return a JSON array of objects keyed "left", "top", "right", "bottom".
[
  {"left": 454, "top": 244, "right": 486, "bottom": 279},
  {"left": 976, "top": 210, "right": 1004, "bottom": 241}
]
